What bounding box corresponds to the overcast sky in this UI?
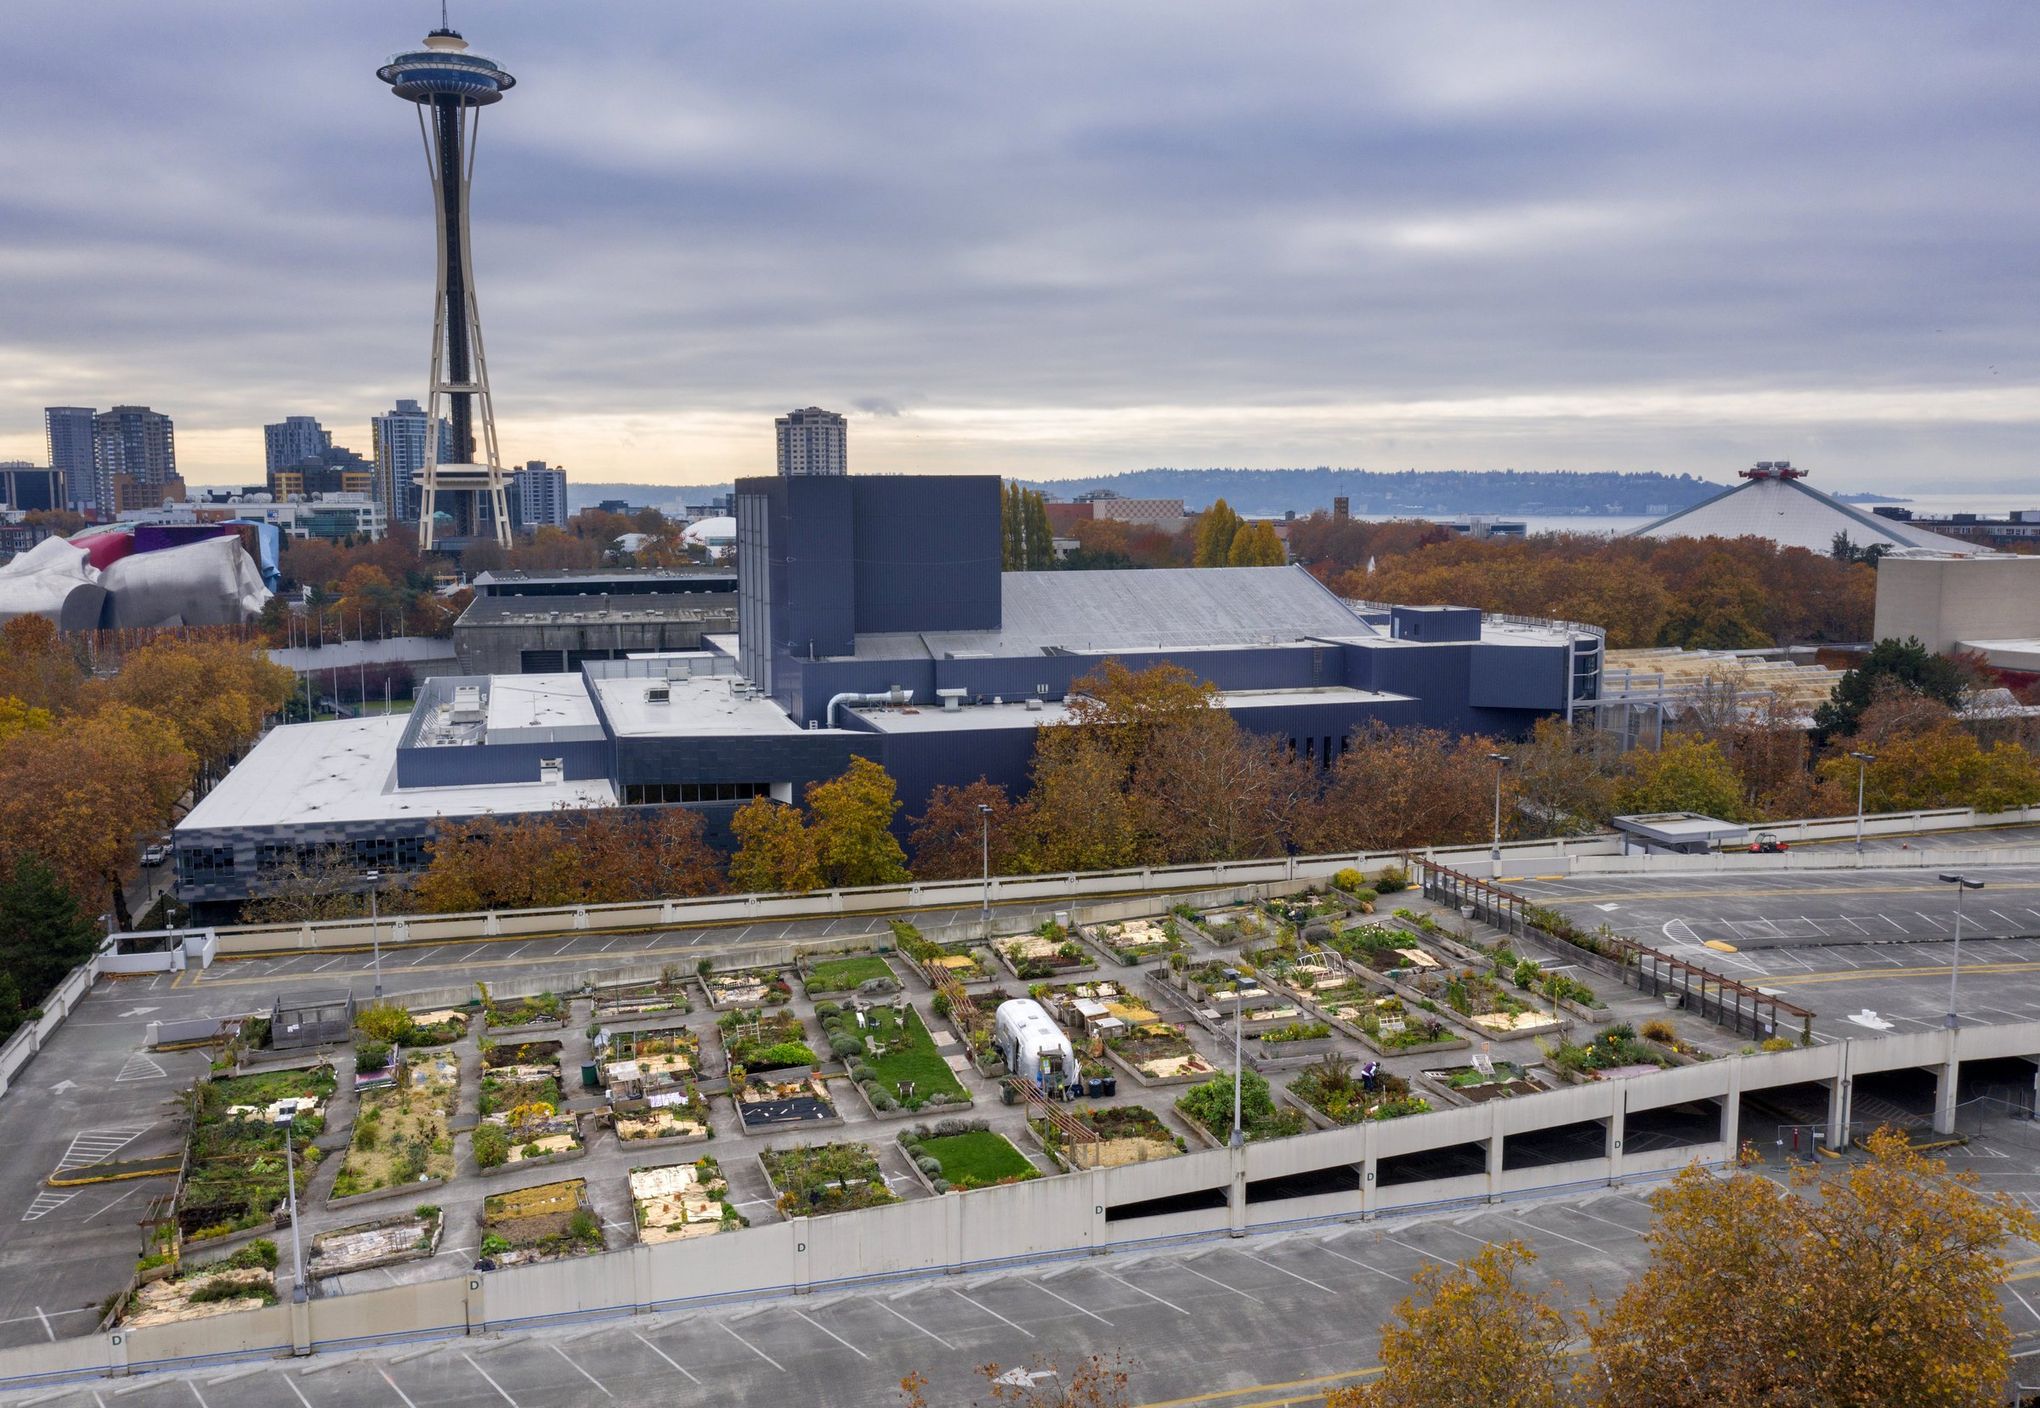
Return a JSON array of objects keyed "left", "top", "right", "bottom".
[{"left": 2, "top": 2, "right": 2036, "bottom": 492}]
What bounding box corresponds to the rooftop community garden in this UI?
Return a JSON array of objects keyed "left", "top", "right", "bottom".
[
  {"left": 478, "top": 986, "right": 567, "bottom": 1031},
  {"left": 890, "top": 920, "right": 995, "bottom": 985},
  {"left": 1031, "top": 979, "right": 1158, "bottom": 1032},
  {"left": 801, "top": 952, "right": 900, "bottom": 998},
  {"left": 702, "top": 966, "right": 793, "bottom": 1008},
  {"left": 630, "top": 1157, "right": 744, "bottom": 1244},
  {"left": 1031, "top": 1103, "right": 1184, "bottom": 1170},
  {"left": 177, "top": 1066, "right": 337, "bottom": 1241},
  {"left": 479, "top": 1179, "right": 604, "bottom": 1266},
  {"left": 1196, "top": 904, "right": 1277, "bottom": 947},
  {"left": 997, "top": 922, "right": 1096, "bottom": 979},
  {"left": 478, "top": 1040, "right": 562, "bottom": 1117},
  {"left": 1176, "top": 1070, "right": 1308, "bottom": 1143},
  {"left": 731, "top": 1071, "right": 840, "bottom": 1131},
  {"left": 1287, "top": 1054, "right": 1432, "bottom": 1125},
  {"left": 717, "top": 1007, "right": 816, "bottom": 1076},
  {"left": 1421, "top": 1059, "right": 1551, "bottom": 1103},
  {"left": 822, "top": 999, "right": 972, "bottom": 1112},
  {"left": 760, "top": 1141, "right": 901, "bottom": 1218},
  {"left": 1415, "top": 967, "right": 1565, "bottom": 1037},
  {"left": 899, "top": 1120, "right": 1040, "bottom": 1193},
  {"left": 354, "top": 1002, "right": 468, "bottom": 1049},
  {"left": 1502, "top": 952, "right": 1606, "bottom": 1012},
  {"left": 120, "top": 1240, "right": 279, "bottom": 1327},
  {"left": 1544, "top": 1024, "right": 1677, "bottom": 1081},
  {"left": 332, "top": 1048, "right": 458, "bottom": 1200}
]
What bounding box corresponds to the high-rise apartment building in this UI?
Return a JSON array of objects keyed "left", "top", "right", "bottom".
[
  {"left": 510, "top": 461, "right": 569, "bottom": 532},
  {"left": 263, "top": 415, "right": 333, "bottom": 472},
  {"left": 775, "top": 406, "right": 847, "bottom": 477},
  {"left": 370, "top": 399, "right": 451, "bottom": 524},
  {"left": 44, "top": 407, "right": 96, "bottom": 512},
  {"left": 92, "top": 406, "right": 177, "bottom": 516}
]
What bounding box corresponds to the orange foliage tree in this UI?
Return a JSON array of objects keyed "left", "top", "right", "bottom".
[
  {"left": 408, "top": 807, "right": 721, "bottom": 913},
  {"left": 906, "top": 778, "right": 1023, "bottom": 881},
  {"left": 1296, "top": 724, "right": 1518, "bottom": 853}
]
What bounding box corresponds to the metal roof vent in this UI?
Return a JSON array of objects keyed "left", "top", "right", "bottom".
[{"left": 645, "top": 684, "right": 670, "bottom": 704}]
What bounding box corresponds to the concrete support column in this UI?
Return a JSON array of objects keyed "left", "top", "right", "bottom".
[
  {"left": 1086, "top": 1172, "right": 1109, "bottom": 1251},
  {"left": 289, "top": 1293, "right": 313, "bottom": 1357},
  {"left": 1359, "top": 1153, "right": 1378, "bottom": 1220},
  {"left": 1226, "top": 1144, "right": 1248, "bottom": 1238},
  {"left": 462, "top": 1273, "right": 487, "bottom": 1334},
  {"left": 1485, "top": 1102, "right": 1506, "bottom": 1202},
  {"left": 630, "top": 1244, "right": 653, "bottom": 1313},
  {"left": 1825, "top": 1039, "right": 1853, "bottom": 1153},
  {"left": 107, "top": 1330, "right": 131, "bottom": 1377},
  {"left": 1719, "top": 1055, "right": 1744, "bottom": 1160},
  {"left": 1933, "top": 1027, "right": 1961, "bottom": 1137},
  {"left": 790, "top": 1215, "right": 812, "bottom": 1292},
  {"left": 1606, "top": 1101, "right": 1625, "bottom": 1185}
]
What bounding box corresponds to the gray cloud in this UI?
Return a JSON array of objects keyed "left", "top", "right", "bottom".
[{"left": 0, "top": 2, "right": 2036, "bottom": 490}]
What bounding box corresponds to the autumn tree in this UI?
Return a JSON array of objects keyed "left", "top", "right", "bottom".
[
  {"left": 0, "top": 697, "right": 54, "bottom": 745},
  {"left": 907, "top": 778, "right": 1021, "bottom": 880},
  {"left": 1193, "top": 499, "right": 1243, "bottom": 567},
  {"left": 1588, "top": 1132, "right": 2038, "bottom": 1408},
  {"left": 242, "top": 848, "right": 366, "bottom": 925},
  {"left": 728, "top": 797, "right": 824, "bottom": 893},
  {"left": 0, "top": 615, "right": 84, "bottom": 714},
  {"left": 1612, "top": 734, "right": 1746, "bottom": 820},
  {"left": 1511, "top": 716, "right": 1616, "bottom": 835},
  {"left": 804, "top": 756, "right": 910, "bottom": 888},
  {"left": 98, "top": 637, "right": 295, "bottom": 792},
  {"left": 1814, "top": 636, "right": 1971, "bottom": 737},
  {"left": 1225, "top": 520, "right": 1286, "bottom": 566},
  {"left": 1018, "top": 731, "right": 1144, "bottom": 872},
  {"left": 1297, "top": 725, "right": 1517, "bottom": 853},
  {"left": 1819, "top": 720, "right": 2040, "bottom": 813},
  {"left": 1002, "top": 482, "right": 1056, "bottom": 571},
  {"left": 0, "top": 704, "right": 195, "bottom": 919},
  {"left": 590, "top": 807, "right": 723, "bottom": 899},
  {"left": 409, "top": 806, "right": 724, "bottom": 912},
  {"left": 1136, "top": 723, "right": 1312, "bottom": 863},
  {"left": 1330, "top": 1240, "right": 1570, "bottom": 1408}
]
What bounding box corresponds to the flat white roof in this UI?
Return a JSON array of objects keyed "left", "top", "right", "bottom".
[
  {"left": 849, "top": 685, "right": 1411, "bottom": 734},
  {"left": 484, "top": 674, "right": 601, "bottom": 734},
  {"left": 591, "top": 672, "right": 805, "bottom": 738},
  {"left": 178, "top": 716, "right": 615, "bottom": 831}
]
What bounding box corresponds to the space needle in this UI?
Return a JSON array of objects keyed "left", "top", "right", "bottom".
[{"left": 377, "top": 17, "right": 516, "bottom": 550}]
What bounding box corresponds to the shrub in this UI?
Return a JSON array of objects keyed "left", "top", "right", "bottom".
[
  {"left": 1760, "top": 1036, "right": 1797, "bottom": 1052},
  {"left": 814, "top": 1001, "right": 842, "bottom": 1019},
  {"left": 1375, "top": 866, "right": 1410, "bottom": 894},
  {"left": 355, "top": 1004, "right": 416, "bottom": 1045},
  {"left": 480, "top": 1233, "right": 511, "bottom": 1257},
  {"left": 567, "top": 1209, "right": 600, "bottom": 1243},
  {"left": 1639, "top": 1018, "right": 1676, "bottom": 1044},
  {"left": 355, "top": 1040, "right": 393, "bottom": 1072},
  {"left": 916, "top": 1155, "right": 941, "bottom": 1175},
  {"left": 747, "top": 1041, "right": 818, "bottom": 1070},
  {"left": 471, "top": 1124, "right": 509, "bottom": 1169},
  {"left": 828, "top": 1033, "right": 864, "bottom": 1059},
  {"left": 931, "top": 992, "right": 951, "bottom": 1018},
  {"left": 1332, "top": 867, "right": 1365, "bottom": 892},
  {"left": 869, "top": 1088, "right": 897, "bottom": 1111},
  {"left": 1512, "top": 960, "right": 1544, "bottom": 989},
  {"left": 933, "top": 1117, "right": 969, "bottom": 1137}
]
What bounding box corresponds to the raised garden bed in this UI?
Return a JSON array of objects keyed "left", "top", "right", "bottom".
[
  {"left": 1545, "top": 1025, "right": 1675, "bottom": 1084},
  {"left": 1104, "top": 1023, "right": 1218, "bottom": 1087},
  {"left": 1162, "top": 958, "right": 1278, "bottom": 1009},
  {"left": 479, "top": 989, "right": 568, "bottom": 1033},
  {"left": 600, "top": 1028, "right": 708, "bottom": 1140},
  {"left": 1285, "top": 1055, "right": 1432, "bottom": 1127},
  {"left": 730, "top": 1072, "right": 841, "bottom": 1131},
  {"left": 474, "top": 1112, "right": 583, "bottom": 1175},
  {"left": 801, "top": 952, "right": 901, "bottom": 998},
  {"left": 355, "top": 1003, "right": 469, "bottom": 1049},
  {"left": 1032, "top": 979, "right": 1158, "bottom": 1034},
  {"left": 1082, "top": 917, "right": 1187, "bottom": 967},
  {"left": 178, "top": 1066, "right": 336, "bottom": 1242},
  {"left": 1175, "top": 1070, "right": 1308, "bottom": 1145},
  {"left": 899, "top": 1121, "right": 1040, "bottom": 1193},
  {"left": 631, "top": 1157, "right": 745, "bottom": 1244},
  {"left": 591, "top": 970, "right": 695, "bottom": 1020},
  {"left": 479, "top": 1179, "right": 604, "bottom": 1266},
  {"left": 1197, "top": 905, "right": 1277, "bottom": 947},
  {"left": 823, "top": 999, "right": 973, "bottom": 1115},
  {"left": 478, "top": 1041, "right": 563, "bottom": 1117},
  {"left": 307, "top": 1208, "right": 442, "bottom": 1280},
  {"left": 1402, "top": 967, "right": 1566, "bottom": 1042},
  {"left": 996, "top": 925, "right": 1097, "bottom": 980},
  {"left": 716, "top": 1007, "right": 817, "bottom": 1078},
  {"left": 120, "top": 1240, "right": 279, "bottom": 1327},
  {"left": 1247, "top": 1019, "right": 1337, "bottom": 1063},
  {"left": 891, "top": 920, "right": 996, "bottom": 986},
  {"left": 330, "top": 1049, "right": 459, "bottom": 1204},
  {"left": 759, "top": 1142, "right": 900, "bottom": 1219},
  {"left": 1417, "top": 1059, "right": 1552, "bottom": 1105},
  {"left": 1028, "top": 1104, "right": 1184, "bottom": 1171},
  {"left": 700, "top": 967, "right": 793, "bottom": 1009}
]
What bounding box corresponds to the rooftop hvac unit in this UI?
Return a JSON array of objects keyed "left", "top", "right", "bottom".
[
  {"left": 645, "top": 684, "right": 671, "bottom": 704},
  {"left": 450, "top": 685, "right": 484, "bottom": 722},
  {"left": 1024, "top": 698, "right": 1043, "bottom": 711}
]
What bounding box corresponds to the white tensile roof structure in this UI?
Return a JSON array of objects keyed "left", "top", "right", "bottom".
[{"left": 1626, "top": 463, "right": 1982, "bottom": 556}]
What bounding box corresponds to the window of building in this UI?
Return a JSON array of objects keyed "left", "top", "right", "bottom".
[
  {"left": 622, "top": 781, "right": 771, "bottom": 806},
  {"left": 180, "top": 846, "right": 236, "bottom": 877}
]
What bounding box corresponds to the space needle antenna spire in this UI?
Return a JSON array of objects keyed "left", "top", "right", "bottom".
[{"left": 376, "top": 16, "right": 517, "bottom": 550}]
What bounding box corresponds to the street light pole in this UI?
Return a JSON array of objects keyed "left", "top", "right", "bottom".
[
  {"left": 1940, "top": 872, "right": 1983, "bottom": 1029},
  {"left": 978, "top": 803, "right": 993, "bottom": 931},
  {"left": 1849, "top": 751, "right": 1876, "bottom": 855},
  {"left": 1224, "top": 968, "right": 1245, "bottom": 1149},
  {"left": 365, "top": 869, "right": 383, "bottom": 1000},
  {"left": 277, "top": 1103, "right": 307, "bottom": 1303},
  {"left": 1487, "top": 753, "right": 1512, "bottom": 863}
]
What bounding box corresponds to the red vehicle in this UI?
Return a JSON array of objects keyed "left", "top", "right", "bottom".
[{"left": 1748, "top": 833, "right": 1789, "bottom": 854}]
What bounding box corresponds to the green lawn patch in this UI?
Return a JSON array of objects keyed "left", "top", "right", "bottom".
[
  {"left": 804, "top": 954, "right": 896, "bottom": 995},
  {"left": 827, "top": 1003, "right": 970, "bottom": 1111},
  {"left": 913, "top": 1131, "right": 1038, "bottom": 1190}
]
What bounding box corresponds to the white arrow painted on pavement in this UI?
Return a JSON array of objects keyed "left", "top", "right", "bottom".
[
  {"left": 49, "top": 1080, "right": 77, "bottom": 1094},
  {"left": 992, "top": 1369, "right": 1058, "bottom": 1388},
  {"left": 117, "top": 1007, "right": 160, "bottom": 1018}
]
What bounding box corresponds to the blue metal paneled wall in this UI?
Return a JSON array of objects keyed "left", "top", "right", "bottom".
[
  {"left": 612, "top": 732, "right": 878, "bottom": 792},
  {"left": 848, "top": 476, "right": 1003, "bottom": 635},
  {"left": 1468, "top": 642, "right": 1567, "bottom": 712},
  {"left": 395, "top": 738, "right": 608, "bottom": 789},
  {"left": 866, "top": 726, "right": 1041, "bottom": 823}
]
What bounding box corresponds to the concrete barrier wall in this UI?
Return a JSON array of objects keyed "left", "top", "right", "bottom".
[
  {"left": 0, "top": 958, "right": 99, "bottom": 1099},
  {"left": 125, "top": 1303, "right": 292, "bottom": 1374},
  {"left": 308, "top": 1278, "right": 471, "bottom": 1351}
]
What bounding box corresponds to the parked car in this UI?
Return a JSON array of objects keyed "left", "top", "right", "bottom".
[
  {"left": 141, "top": 843, "right": 170, "bottom": 867},
  {"left": 1748, "top": 833, "right": 1789, "bottom": 854}
]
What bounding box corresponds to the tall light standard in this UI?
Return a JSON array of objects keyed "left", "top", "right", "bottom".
[
  {"left": 977, "top": 803, "right": 993, "bottom": 931},
  {"left": 1487, "top": 753, "right": 1512, "bottom": 863},
  {"left": 275, "top": 1100, "right": 308, "bottom": 1303},
  {"left": 1939, "top": 873, "right": 1983, "bottom": 1029},
  {"left": 1223, "top": 967, "right": 1246, "bottom": 1149},
  {"left": 1849, "top": 751, "right": 1876, "bottom": 854},
  {"left": 365, "top": 869, "right": 384, "bottom": 1000}
]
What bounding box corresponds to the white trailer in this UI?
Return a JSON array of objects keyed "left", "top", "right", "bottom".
[{"left": 993, "top": 999, "right": 1078, "bottom": 1091}]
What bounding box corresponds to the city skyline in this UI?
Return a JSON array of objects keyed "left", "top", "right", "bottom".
[{"left": 2, "top": 3, "right": 2037, "bottom": 491}]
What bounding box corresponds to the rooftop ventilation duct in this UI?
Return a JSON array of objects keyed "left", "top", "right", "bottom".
[
  {"left": 935, "top": 687, "right": 967, "bottom": 713},
  {"left": 825, "top": 684, "right": 913, "bottom": 727}
]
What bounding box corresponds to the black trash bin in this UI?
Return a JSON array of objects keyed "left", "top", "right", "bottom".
[
  {"left": 1101, "top": 1075, "right": 1118, "bottom": 1096},
  {"left": 1086, "top": 1077, "right": 1105, "bottom": 1098}
]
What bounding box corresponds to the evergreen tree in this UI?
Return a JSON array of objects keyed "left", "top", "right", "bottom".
[
  {"left": 1193, "top": 499, "right": 1243, "bottom": 567},
  {"left": 0, "top": 854, "right": 98, "bottom": 1035},
  {"left": 1021, "top": 488, "right": 1055, "bottom": 569},
  {"left": 1814, "top": 636, "right": 1970, "bottom": 737}
]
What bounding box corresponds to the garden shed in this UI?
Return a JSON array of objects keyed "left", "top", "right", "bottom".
[{"left": 269, "top": 990, "right": 356, "bottom": 1050}]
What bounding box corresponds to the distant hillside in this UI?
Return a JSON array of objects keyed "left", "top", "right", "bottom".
[{"left": 1014, "top": 468, "right": 1724, "bottom": 517}]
